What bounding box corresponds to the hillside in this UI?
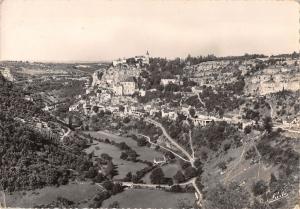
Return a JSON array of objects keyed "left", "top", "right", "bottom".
[{"left": 0, "top": 75, "right": 95, "bottom": 192}]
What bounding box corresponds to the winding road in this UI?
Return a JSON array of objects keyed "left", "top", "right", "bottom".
[
  {"left": 141, "top": 118, "right": 203, "bottom": 206},
  {"left": 115, "top": 177, "right": 202, "bottom": 206},
  {"left": 144, "top": 118, "right": 195, "bottom": 164},
  {"left": 138, "top": 134, "right": 190, "bottom": 162}
]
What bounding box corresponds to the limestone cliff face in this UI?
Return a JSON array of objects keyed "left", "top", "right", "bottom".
[
  {"left": 92, "top": 65, "right": 142, "bottom": 87},
  {"left": 245, "top": 69, "right": 300, "bottom": 95}
]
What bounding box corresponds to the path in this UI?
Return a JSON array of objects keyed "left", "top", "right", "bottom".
[
  {"left": 224, "top": 141, "right": 247, "bottom": 183},
  {"left": 60, "top": 127, "right": 71, "bottom": 142},
  {"left": 137, "top": 132, "right": 202, "bottom": 206},
  {"left": 145, "top": 118, "right": 195, "bottom": 164},
  {"left": 189, "top": 130, "right": 195, "bottom": 159},
  {"left": 138, "top": 134, "right": 190, "bottom": 162},
  {"left": 197, "top": 93, "right": 205, "bottom": 107},
  {"left": 118, "top": 182, "right": 171, "bottom": 189},
  {"left": 224, "top": 134, "right": 262, "bottom": 182},
  {"left": 117, "top": 177, "right": 203, "bottom": 206}
]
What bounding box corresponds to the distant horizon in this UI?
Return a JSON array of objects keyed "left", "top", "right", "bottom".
[
  {"left": 1, "top": 0, "right": 298, "bottom": 62},
  {"left": 0, "top": 51, "right": 298, "bottom": 64}
]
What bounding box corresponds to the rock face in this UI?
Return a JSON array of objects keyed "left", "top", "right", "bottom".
[
  {"left": 0, "top": 67, "right": 14, "bottom": 82},
  {"left": 92, "top": 65, "right": 142, "bottom": 87},
  {"left": 245, "top": 67, "right": 300, "bottom": 95}
]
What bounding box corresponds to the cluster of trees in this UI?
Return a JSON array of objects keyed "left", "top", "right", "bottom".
[
  {"left": 185, "top": 95, "right": 205, "bottom": 109},
  {"left": 137, "top": 87, "right": 182, "bottom": 104},
  {"left": 257, "top": 133, "right": 299, "bottom": 178},
  {"left": 122, "top": 165, "right": 156, "bottom": 183},
  {"left": 242, "top": 108, "right": 260, "bottom": 121},
  {"left": 0, "top": 75, "right": 53, "bottom": 122},
  {"left": 89, "top": 181, "right": 124, "bottom": 207},
  {"left": 0, "top": 114, "right": 101, "bottom": 192},
  {"left": 150, "top": 167, "right": 173, "bottom": 185},
  {"left": 192, "top": 121, "right": 241, "bottom": 152},
  {"left": 34, "top": 196, "right": 75, "bottom": 208},
  {"left": 0, "top": 76, "right": 102, "bottom": 192},
  {"left": 185, "top": 54, "right": 218, "bottom": 65},
  {"left": 198, "top": 80, "right": 245, "bottom": 115}
]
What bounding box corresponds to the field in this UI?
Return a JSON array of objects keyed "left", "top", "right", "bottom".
[
  {"left": 5, "top": 182, "right": 101, "bottom": 207},
  {"left": 85, "top": 140, "right": 147, "bottom": 179},
  {"left": 87, "top": 131, "right": 164, "bottom": 161},
  {"left": 102, "top": 188, "right": 196, "bottom": 208}
]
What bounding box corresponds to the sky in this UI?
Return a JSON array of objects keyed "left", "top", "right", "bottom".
[{"left": 0, "top": 0, "right": 299, "bottom": 62}]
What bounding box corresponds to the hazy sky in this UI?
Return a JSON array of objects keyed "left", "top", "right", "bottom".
[{"left": 0, "top": 0, "right": 299, "bottom": 61}]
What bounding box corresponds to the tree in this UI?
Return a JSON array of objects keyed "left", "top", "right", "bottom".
[
  {"left": 123, "top": 117, "right": 130, "bottom": 124},
  {"left": 118, "top": 142, "right": 130, "bottom": 150},
  {"left": 85, "top": 167, "right": 98, "bottom": 179},
  {"left": 184, "top": 166, "right": 197, "bottom": 179},
  {"left": 102, "top": 180, "right": 114, "bottom": 190},
  {"left": 124, "top": 172, "right": 132, "bottom": 181},
  {"left": 104, "top": 161, "right": 115, "bottom": 177},
  {"left": 150, "top": 168, "right": 165, "bottom": 184},
  {"left": 189, "top": 108, "right": 196, "bottom": 118},
  {"left": 263, "top": 116, "right": 273, "bottom": 133},
  {"left": 94, "top": 173, "right": 105, "bottom": 183},
  {"left": 111, "top": 183, "right": 124, "bottom": 195},
  {"left": 55, "top": 196, "right": 75, "bottom": 207},
  {"left": 119, "top": 105, "right": 125, "bottom": 112},
  {"left": 137, "top": 137, "right": 147, "bottom": 146},
  {"left": 92, "top": 106, "right": 99, "bottom": 113},
  {"left": 244, "top": 125, "right": 252, "bottom": 134},
  {"left": 170, "top": 184, "right": 182, "bottom": 192},
  {"left": 193, "top": 158, "right": 202, "bottom": 169},
  {"left": 120, "top": 152, "right": 128, "bottom": 160},
  {"left": 217, "top": 161, "right": 227, "bottom": 171},
  {"left": 108, "top": 201, "right": 120, "bottom": 208},
  {"left": 173, "top": 170, "right": 185, "bottom": 183},
  {"left": 90, "top": 190, "right": 110, "bottom": 207},
  {"left": 252, "top": 180, "right": 268, "bottom": 196},
  {"left": 101, "top": 153, "right": 112, "bottom": 161}
]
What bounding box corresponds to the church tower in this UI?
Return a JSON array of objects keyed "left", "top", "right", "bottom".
[{"left": 145, "top": 50, "right": 150, "bottom": 64}]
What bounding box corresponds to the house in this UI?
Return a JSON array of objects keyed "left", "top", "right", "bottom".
[
  {"left": 139, "top": 89, "right": 146, "bottom": 97},
  {"left": 161, "top": 109, "right": 178, "bottom": 120},
  {"left": 100, "top": 93, "right": 111, "bottom": 102},
  {"left": 191, "top": 115, "right": 220, "bottom": 126},
  {"left": 107, "top": 106, "right": 119, "bottom": 113},
  {"left": 24, "top": 95, "right": 33, "bottom": 101},
  {"left": 69, "top": 103, "right": 80, "bottom": 111},
  {"left": 121, "top": 77, "right": 136, "bottom": 96},
  {"left": 143, "top": 104, "right": 152, "bottom": 112},
  {"left": 43, "top": 105, "right": 54, "bottom": 111},
  {"left": 134, "top": 51, "right": 150, "bottom": 66},
  {"left": 83, "top": 101, "right": 91, "bottom": 114},
  {"left": 160, "top": 79, "right": 177, "bottom": 86},
  {"left": 150, "top": 109, "right": 160, "bottom": 116},
  {"left": 191, "top": 86, "right": 202, "bottom": 94},
  {"left": 181, "top": 105, "right": 191, "bottom": 117},
  {"left": 113, "top": 84, "right": 123, "bottom": 96},
  {"left": 112, "top": 58, "right": 127, "bottom": 67}
]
